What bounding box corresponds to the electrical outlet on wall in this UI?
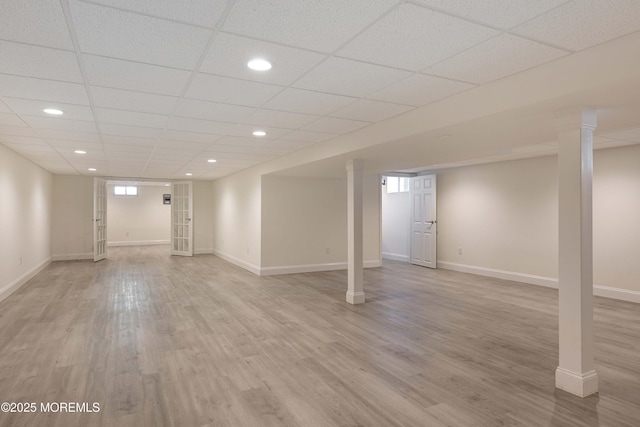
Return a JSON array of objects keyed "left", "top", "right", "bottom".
[
  {"left": 458, "top": 247, "right": 463, "bottom": 255},
  {"left": 325, "top": 248, "right": 330, "bottom": 255},
  {"left": 125, "top": 231, "right": 129, "bottom": 236}
]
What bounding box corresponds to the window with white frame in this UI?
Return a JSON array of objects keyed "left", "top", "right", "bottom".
[
  {"left": 114, "top": 185, "right": 138, "bottom": 196},
  {"left": 385, "top": 176, "right": 410, "bottom": 194}
]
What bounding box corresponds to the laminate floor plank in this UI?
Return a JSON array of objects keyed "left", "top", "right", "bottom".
[{"left": 0, "top": 245, "right": 639, "bottom": 426}]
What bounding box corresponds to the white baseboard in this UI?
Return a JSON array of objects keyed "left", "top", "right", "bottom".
[
  {"left": 107, "top": 240, "right": 170, "bottom": 247},
  {"left": 437, "top": 261, "right": 557, "bottom": 288},
  {"left": 594, "top": 285, "right": 640, "bottom": 304},
  {"left": 438, "top": 260, "right": 640, "bottom": 304},
  {"left": 0, "top": 256, "right": 52, "bottom": 303},
  {"left": 260, "top": 260, "right": 382, "bottom": 276},
  {"left": 52, "top": 253, "right": 94, "bottom": 261},
  {"left": 194, "top": 248, "right": 214, "bottom": 255},
  {"left": 382, "top": 252, "right": 410, "bottom": 263},
  {"left": 211, "top": 249, "right": 261, "bottom": 275}
]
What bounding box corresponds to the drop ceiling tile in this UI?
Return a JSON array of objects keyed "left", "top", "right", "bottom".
[
  {"left": 94, "top": 108, "right": 168, "bottom": 128},
  {"left": 302, "top": 117, "right": 369, "bottom": 134},
  {"left": 61, "top": 150, "right": 106, "bottom": 160},
  {"left": 185, "top": 74, "right": 283, "bottom": 107},
  {"left": 338, "top": 4, "right": 498, "bottom": 71},
  {"left": 2, "top": 143, "right": 58, "bottom": 154},
  {"left": 599, "top": 127, "right": 640, "bottom": 142},
  {"left": 513, "top": 0, "right": 640, "bottom": 51},
  {"left": 0, "top": 113, "right": 27, "bottom": 127},
  {"left": 280, "top": 130, "right": 337, "bottom": 143},
  {"left": 0, "top": 125, "right": 39, "bottom": 137},
  {"left": 156, "top": 140, "right": 209, "bottom": 151},
  {"left": 151, "top": 150, "right": 198, "bottom": 160},
  {"left": 100, "top": 123, "right": 163, "bottom": 139},
  {"left": 201, "top": 32, "right": 326, "bottom": 86},
  {"left": 101, "top": 134, "right": 158, "bottom": 146},
  {"left": 174, "top": 98, "right": 256, "bottom": 122},
  {"left": 264, "top": 88, "right": 355, "bottom": 115},
  {"left": 427, "top": 34, "right": 568, "bottom": 84},
  {"left": 0, "top": 100, "right": 11, "bottom": 114},
  {"left": 47, "top": 139, "right": 103, "bottom": 151},
  {"left": 252, "top": 146, "right": 292, "bottom": 157},
  {"left": 293, "top": 57, "right": 411, "bottom": 98},
  {"left": 83, "top": 55, "right": 191, "bottom": 96},
  {"left": 90, "top": 86, "right": 178, "bottom": 115},
  {"left": 87, "top": 0, "right": 227, "bottom": 28},
  {"left": 223, "top": 0, "right": 398, "bottom": 53},
  {"left": 69, "top": 0, "right": 211, "bottom": 69},
  {"left": 0, "top": 0, "right": 74, "bottom": 50},
  {"left": 106, "top": 151, "right": 151, "bottom": 160},
  {"left": 204, "top": 144, "right": 256, "bottom": 154},
  {"left": 0, "top": 75, "right": 90, "bottom": 105},
  {"left": 2, "top": 98, "right": 95, "bottom": 121},
  {"left": 369, "top": 74, "right": 474, "bottom": 107},
  {"left": 162, "top": 129, "right": 222, "bottom": 144},
  {"left": 215, "top": 136, "right": 270, "bottom": 147},
  {"left": 330, "top": 99, "right": 414, "bottom": 122},
  {"left": 38, "top": 129, "right": 101, "bottom": 142},
  {"left": 22, "top": 116, "right": 97, "bottom": 133},
  {"left": 167, "top": 116, "right": 235, "bottom": 135},
  {"left": 0, "top": 135, "right": 49, "bottom": 145},
  {"left": 262, "top": 140, "right": 315, "bottom": 151},
  {"left": 414, "top": 0, "right": 569, "bottom": 29},
  {"left": 240, "top": 109, "right": 319, "bottom": 129},
  {"left": 103, "top": 143, "right": 154, "bottom": 153},
  {"left": 0, "top": 41, "right": 83, "bottom": 83}
]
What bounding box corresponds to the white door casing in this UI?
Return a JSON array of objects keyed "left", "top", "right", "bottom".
[
  {"left": 410, "top": 175, "right": 437, "bottom": 268},
  {"left": 171, "top": 181, "right": 193, "bottom": 257},
  {"left": 93, "top": 177, "right": 107, "bottom": 262}
]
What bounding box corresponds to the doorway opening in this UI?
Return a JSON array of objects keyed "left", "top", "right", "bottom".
[{"left": 105, "top": 180, "right": 172, "bottom": 257}]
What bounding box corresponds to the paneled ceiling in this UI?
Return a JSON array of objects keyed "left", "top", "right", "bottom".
[{"left": 1, "top": 0, "right": 640, "bottom": 179}]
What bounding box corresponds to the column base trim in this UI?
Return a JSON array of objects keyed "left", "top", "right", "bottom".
[
  {"left": 346, "top": 291, "right": 365, "bottom": 305},
  {"left": 555, "top": 367, "right": 599, "bottom": 397}
]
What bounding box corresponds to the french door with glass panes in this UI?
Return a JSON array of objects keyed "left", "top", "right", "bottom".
[
  {"left": 93, "top": 177, "right": 107, "bottom": 262},
  {"left": 171, "top": 181, "right": 193, "bottom": 256}
]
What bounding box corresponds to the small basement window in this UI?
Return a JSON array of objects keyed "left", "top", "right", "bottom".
[
  {"left": 114, "top": 185, "right": 138, "bottom": 196},
  {"left": 386, "top": 177, "right": 410, "bottom": 194}
]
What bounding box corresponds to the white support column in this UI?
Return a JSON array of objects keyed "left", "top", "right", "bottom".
[
  {"left": 555, "top": 107, "right": 598, "bottom": 397},
  {"left": 346, "top": 159, "right": 365, "bottom": 305}
]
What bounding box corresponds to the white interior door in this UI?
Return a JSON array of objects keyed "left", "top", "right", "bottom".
[
  {"left": 410, "top": 175, "right": 437, "bottom": 268},
  {"left": 171, "top": 181, "right": 193, "bottom": 257},
  {"left": 93, "top": 177, "right": 107, "bottom": 262}
]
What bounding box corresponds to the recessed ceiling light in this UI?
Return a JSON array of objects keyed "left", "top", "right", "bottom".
[
  {"left": 74, "top": 150, "right": 86, "bottom": 154},
  {"left": 252, "top": 130, "right": 266, "bottom": 137},
  {"left": 43, "top": 108, "right": 64, "bottom": 115},
  {"left": 88, "top": 168, "right": 97, "bottom": 172},
  {"left": 207, "top": 159, "right": 217, "bottom": 163},
  {"left": 185, "top": 173, "right": 193, "bottom": 176},
  {"left": 165, "top": 183, "right": 170, "bottom": 187},
  {"left": 247, "top": 58, "right": 272, "bottom": 71}
]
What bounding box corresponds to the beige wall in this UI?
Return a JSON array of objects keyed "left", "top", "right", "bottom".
[
  {"left": 261, "top": 173, "right": 381, "bottom": 271},
  {"left": 107, "top": 183, "right": 170, "bottom": 245},
  {"left": 435, "top": 144, "right": 640, "bottom": 294},
  {"left": 261, "top": 176, "right": 347, "bottom": 267},
  {"left": 0, "top": 145, "right": 52, "bottom": 300},
  {"left": 211, "top": 169, "right": 262, "bottom": 272},
  {"left": 438, "top": 156, "right": 559, "bottom": 278},
  {"left": 52, "top": 175, "right": 93, "bottom": 259},
  {"left": 593, "top": 145, "right": 640, "bottom": 292}
]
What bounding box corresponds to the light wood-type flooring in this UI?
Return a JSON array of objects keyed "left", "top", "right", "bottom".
[{"left": 0, "top": 246, "right": 639, "bottom": 426}]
